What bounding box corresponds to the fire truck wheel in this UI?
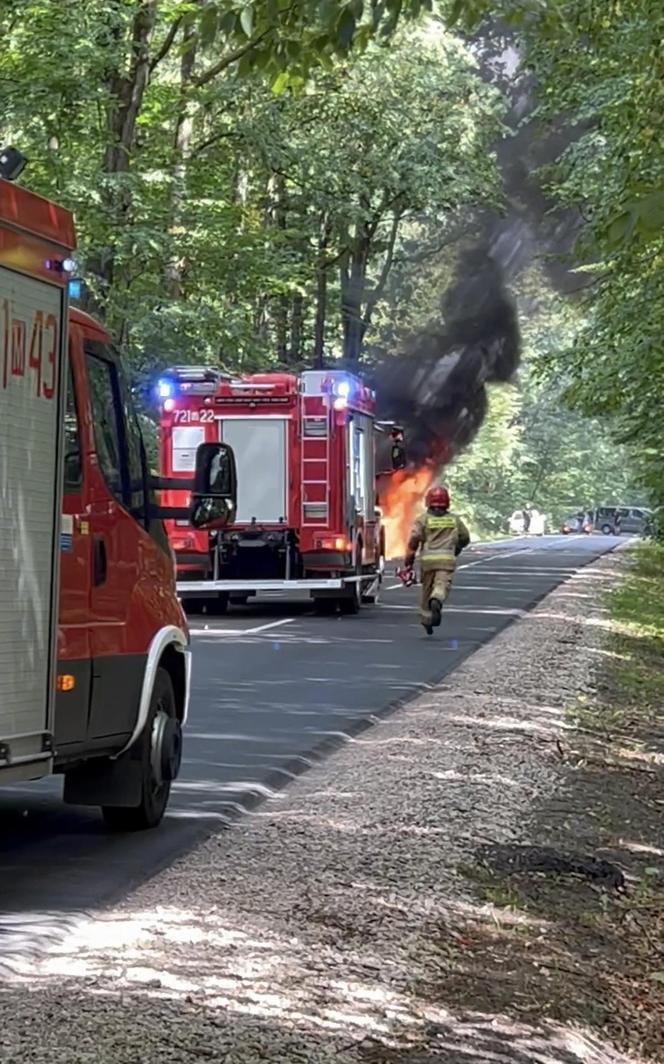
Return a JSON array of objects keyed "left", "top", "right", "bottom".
[
  {"left": 205, "top": 593, "right": 229, "bottom": 615},
  {"left": 313, "top": 597, "right": 337, "bottom": 615},
  {"left": 102, "top": 668, "right": 179, "bottom": 832},
  {"left": 182, "top": 597, "right": 206, "bottom": 615}
]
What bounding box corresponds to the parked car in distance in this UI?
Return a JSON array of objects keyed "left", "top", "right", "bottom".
[
  {"left": 561, "top": 512, "right": 592, "bottom": 534},
  {"left": 593, "top": 506, "right": 651, "bottom": 536}
]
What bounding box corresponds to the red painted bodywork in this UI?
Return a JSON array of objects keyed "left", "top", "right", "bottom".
[
  {"left": 160, "top": 369, "right": 381, "bottom": 576},
  {"left": 60, "top": 309, "right": 186, "bottom": 671},
  {"left": 1, "top": 179, "right": 186, "bottom": 744}
]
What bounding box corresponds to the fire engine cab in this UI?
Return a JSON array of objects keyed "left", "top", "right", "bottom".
[
  {"left": 159, "top": 367, "right": 385, "bottom": 614},
  {"left": 0, "top": 167, "right": 236, "bottom": 829}
]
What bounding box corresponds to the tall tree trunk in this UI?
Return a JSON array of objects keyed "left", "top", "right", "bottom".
[
  {"left": 270, "top": 174, "right": 291, "bottom": 364},
  {"left": 165, "top": 16, "right": 199, "bottom": 300},
  {"left": 289, "top": 292, "right": 304, "bottom": 364},
  {"left": 86, "top": 0, "right": 158, "bottom": 320},
  {"left": 313, "top": 215, "right": 332, "bottom": 369},
  {"left": 340, "top": 228, "right": 370, "bottom": 363},
  {"left": 361, "top": 208, "right": 402, "bottom": 336},
  {"left": 275, "top": 295, "right": 289, "bottom": 363}
]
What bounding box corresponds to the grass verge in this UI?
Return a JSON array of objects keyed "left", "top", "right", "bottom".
[{"left": 452, "top": 544, "right": 664, "bottom": 1060}]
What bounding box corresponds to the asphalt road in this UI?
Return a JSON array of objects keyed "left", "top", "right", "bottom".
[{"left": 0, "top": 533, "right": 617, "bottom": 962}]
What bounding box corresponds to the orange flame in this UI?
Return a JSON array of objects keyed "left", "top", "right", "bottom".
[{"left": 378, "top": 466, "right": 434, "bottom": 560}]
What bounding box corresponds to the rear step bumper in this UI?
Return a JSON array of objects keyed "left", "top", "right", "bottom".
[{"left": 178, "top": 577, "right": 367, "bottom": 593}]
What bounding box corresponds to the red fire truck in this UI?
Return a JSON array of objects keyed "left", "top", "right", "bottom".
[
  {"left": 159, "top": 367, "right": 386, "bottom": 614},
  {"left": 0, "top": 167, "right": 235, "bottom": 828}
]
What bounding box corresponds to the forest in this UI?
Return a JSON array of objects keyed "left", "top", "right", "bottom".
[{"left": 1, "top": 0, "right": 661, "bottom": 533}]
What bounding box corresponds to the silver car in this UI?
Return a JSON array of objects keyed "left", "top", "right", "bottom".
[{"left": 594, "top": 506, "right": 651, "bottom": 535}]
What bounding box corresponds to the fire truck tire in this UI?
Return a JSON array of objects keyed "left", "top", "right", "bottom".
[
  {"left": 313, "top": 597, "right": 337, "bottom": 615},
  {"left": 101, "top": 668, "right": 179, "bottom": 832},
  {"left": 206, "top": 593, "right": 229, "bottom": 615},
  {"left": 182, "top": 597, "right": 206, "bottom": 615}
]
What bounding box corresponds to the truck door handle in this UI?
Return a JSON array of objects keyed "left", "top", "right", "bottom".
[{"left": 93, "top": 536, "right": 107, "bottom": 586}]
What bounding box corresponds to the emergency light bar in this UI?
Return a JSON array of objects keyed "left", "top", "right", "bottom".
[
  {"left": 0, "top": 145, "right": 27, "bottom": 181},
  {"left": 213, "top": 395, "right": 291, "bottom": 406},
  {"left": 168, "top": 366, "right": 223, "bottom": 382},
  {"left": 228, "top": 382, "right": 276, "bottom": 390},
  {"left": 156, "top": 365, "right": 224, "bottom": 402}
]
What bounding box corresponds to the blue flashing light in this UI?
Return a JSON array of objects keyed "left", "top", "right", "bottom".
[
  {"left": 67, "top": 278, "right": 82, "bottom": 300},
  {"left": 157, "top": 378, "right": 175, "bottom": 399},
  {"left": 336, "top": 379, "right": 351, "bottom": 399}
]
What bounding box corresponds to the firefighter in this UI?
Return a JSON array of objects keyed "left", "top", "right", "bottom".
[{"left": 404, "top": 485, "right": 470, "bottom": 635}]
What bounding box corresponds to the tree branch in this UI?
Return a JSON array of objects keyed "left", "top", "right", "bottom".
[
  {"left": 362, "top": 208, "right": 402, "bottom": 330},
  {"left": 193, "top": 30, "right": 273, "bottom": 88},
  {"left": 190, "top": 129, "right": 238, "bottom": 159},
  {"left": 150, "top": 16, "right": 183, "bottom": 72}
]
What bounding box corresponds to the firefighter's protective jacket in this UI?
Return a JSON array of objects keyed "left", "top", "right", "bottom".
[{"left": 407, "top": 509, "right": 470, "bottom": 572}]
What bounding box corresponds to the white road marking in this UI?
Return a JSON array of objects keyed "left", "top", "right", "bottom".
[
  {"left": 246, "top": 618, "right": 295, "bottom": 634},
  {"left": 384, "top": 546, "right": 535, "bottom": 590},
  {"left": 459, "top": 547, "right": 535, "bottom": 570},
  {"left": 191, "top": 618, "right": 294, "bottom": 637},
  {"left": 378, "top": 604, "right": 527, "bottom": 616}
]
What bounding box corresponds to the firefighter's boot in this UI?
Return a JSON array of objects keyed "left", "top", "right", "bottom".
[{"left": 430, "top": 597, "right": 442, "bottom": 628}]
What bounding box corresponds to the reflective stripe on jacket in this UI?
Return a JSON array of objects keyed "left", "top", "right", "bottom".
[{"left": 408, "top": 510, "right": 470, "bottom": 572}]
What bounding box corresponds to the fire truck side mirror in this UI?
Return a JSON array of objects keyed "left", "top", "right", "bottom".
[
  {"left": 190, "top": 443, "right": 238, "bottom": 530},
  {"left": 391, "top": 440, "right": 406, "bottom": 471}
]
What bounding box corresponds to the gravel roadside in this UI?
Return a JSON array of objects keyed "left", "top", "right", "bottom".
[{"left": 1, "top": 549, "right": 643, "bottom": 1064}]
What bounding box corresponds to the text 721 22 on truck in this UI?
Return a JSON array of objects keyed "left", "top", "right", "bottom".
[{"left": 0, "top": 171, "right": 237, "bottom": 829}]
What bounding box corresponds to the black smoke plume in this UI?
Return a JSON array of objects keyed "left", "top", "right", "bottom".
[
  {"left": 374, "top": 23, "right": 581, "bottom": 471},
  {"left": 377, "top": 241, "right": 521, "bottom": 467}
]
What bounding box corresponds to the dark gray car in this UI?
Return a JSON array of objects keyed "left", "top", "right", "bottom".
[{"left": 593, "top": 506, "right": 651, "bottom": 535}]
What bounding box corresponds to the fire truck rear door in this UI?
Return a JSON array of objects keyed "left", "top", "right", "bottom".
[
  {"left": 220, "top": 417, "right": 287, "bottom": 524},
  {"left": 0, "top": 265, "right": 64, "bottom": 772}
]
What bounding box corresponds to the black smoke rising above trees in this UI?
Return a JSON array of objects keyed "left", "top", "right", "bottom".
[
  {"left": 374, "top": 21, "right": 581, "bottom": 470},
  {"left": 376, "top": 244, "right": 521, "bottom": 466}
]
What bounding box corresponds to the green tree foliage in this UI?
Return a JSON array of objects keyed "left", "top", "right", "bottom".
[
  {"left": 446, "top": 0, "right": 664, "bottom": 511},
  {"left": 0, "top": 3, "right": 500, "bottom": 375}
]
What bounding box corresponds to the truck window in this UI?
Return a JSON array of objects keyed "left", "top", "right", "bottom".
[
  {"left": 85, "top": 344, "right": 168, "bottom": 552},
  {"left": 86, "top": 353, "right": 124, "bottom": 503},
  {"left": 117, "top": 372, "right": 148, "bottom": 514},
  {"left": 63, "top": 361, "right": 82, "bottom": 490}
]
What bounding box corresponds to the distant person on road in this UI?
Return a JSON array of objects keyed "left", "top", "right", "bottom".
[
  {"left": 404, "top": 485, "right": 470, "bottom": 636},
  {"left": 523, "top": 506, "right": 532, "bottom": 534},
  {"left": 530, "top": 508, "right": 545, "bottom": 535}
]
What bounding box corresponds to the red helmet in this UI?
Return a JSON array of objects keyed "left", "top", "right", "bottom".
[{"left": 426, "top": 485, "right": 450, "bottom": 509}]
